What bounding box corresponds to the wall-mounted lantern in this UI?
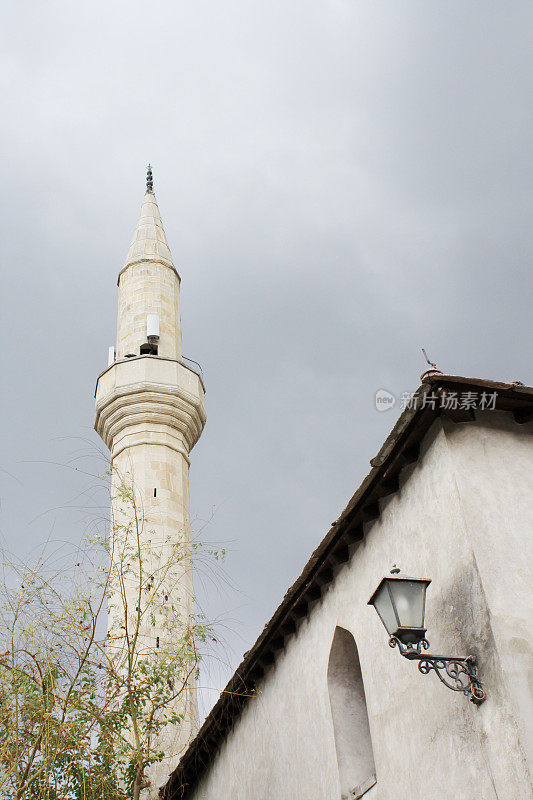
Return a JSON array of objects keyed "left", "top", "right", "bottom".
[{"left": 368, "top": 570, "right": 485, "bottom": 704}]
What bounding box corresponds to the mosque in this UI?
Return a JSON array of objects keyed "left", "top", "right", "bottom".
[{"left": 95, "top": 171, "right": 533, "bottom": 800}]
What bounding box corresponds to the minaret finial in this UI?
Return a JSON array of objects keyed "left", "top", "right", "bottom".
[{"left": 146, "top": 164, "right": 153, "bottom": 193}]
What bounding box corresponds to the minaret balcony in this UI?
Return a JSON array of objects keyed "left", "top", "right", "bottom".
[{"left": 94, "top": 355, "right": 206, "bottom": 460}]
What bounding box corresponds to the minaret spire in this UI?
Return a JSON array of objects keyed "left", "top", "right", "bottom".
[
  {"left": 146, "top": 163, "right": 153, "bottom": 193},
  {"left": 122, "top": 182, "right": 175, "bottom": 273}
]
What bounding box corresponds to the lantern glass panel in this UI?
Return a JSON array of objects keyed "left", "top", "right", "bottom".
[
  {"left": 389, "top": 579, "right": 428, "bottom": 629},
  {"left": 371, "top": 581, "right": 398, "bottom": 636}
]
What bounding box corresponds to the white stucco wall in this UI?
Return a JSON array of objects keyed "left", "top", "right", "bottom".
[
  {"left": 185, "top": 412, "right": 533, "bottom": 800},
  {"left": 443, "top": 412, "right": 533, "bottom": 776}
]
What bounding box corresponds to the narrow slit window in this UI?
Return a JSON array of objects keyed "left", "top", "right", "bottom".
[
  {"left": 156, "top": 636, "right": 160, "bottom": 648},
  {"left": 154, "top": 488, "right": 157, "bottom": 497},
  {"left": 327, "top": 627, "right": 377, "bottom": 799}
]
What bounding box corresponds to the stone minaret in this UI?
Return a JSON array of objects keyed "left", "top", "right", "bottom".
[{"left": 94, "top": 167, "right": 206, "bottom": 793}]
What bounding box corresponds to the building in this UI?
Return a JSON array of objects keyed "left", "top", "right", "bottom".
[
  {"left": 94, "top": 167, "right": 206, "bottom": 792},
  {"left": 95, "top": 172, "right": 533, "bottom": 800},
  {"left": 161, "top": 374, "right": 533, "bottom": 800}
]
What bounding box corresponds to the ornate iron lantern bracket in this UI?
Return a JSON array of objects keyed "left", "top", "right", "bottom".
[{"left": 388, "top": 636, "right": 486, "bottom": 705}]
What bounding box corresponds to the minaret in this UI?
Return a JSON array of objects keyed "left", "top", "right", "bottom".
[{"left": 94, "top": 167, "right": 206, "bottom": 791}]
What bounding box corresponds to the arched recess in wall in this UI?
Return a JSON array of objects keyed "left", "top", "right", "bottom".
[{"left": 327, "top": 627, "right": 377, "bottom": 800}]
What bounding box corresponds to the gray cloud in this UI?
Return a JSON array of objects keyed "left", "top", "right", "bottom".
[{"left": 1, "top": 0, "right": 532, "bottom": 711}]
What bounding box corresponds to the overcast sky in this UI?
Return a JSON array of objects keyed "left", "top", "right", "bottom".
[{"left": 1, "top": 0, "right": 532, "bottom": 713}]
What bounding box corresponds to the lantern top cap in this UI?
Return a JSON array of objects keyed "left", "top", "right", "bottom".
[{"left": 367, "top": 575, "right": 431, "bottom": 607}]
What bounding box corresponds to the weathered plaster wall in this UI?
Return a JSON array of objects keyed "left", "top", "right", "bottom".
[
  {"left": 443, "top": 412, "right": 533, "bottom": 771},
  {"left": 186, "top": 413, "right": 533, "bottom": 800}
]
